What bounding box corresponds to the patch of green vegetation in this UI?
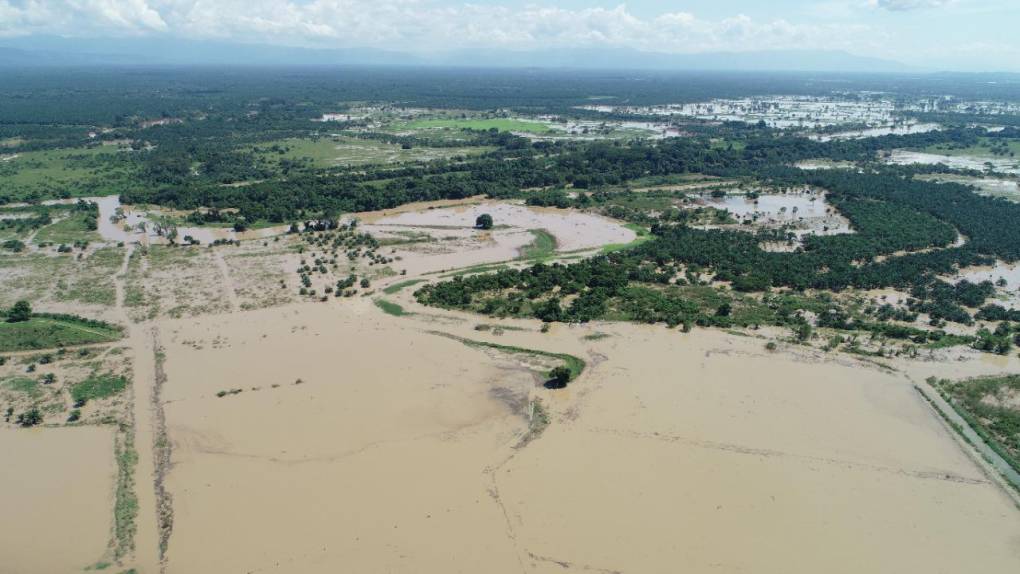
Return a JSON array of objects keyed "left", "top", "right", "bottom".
[
  {"left": 921, "top": 137, "right": 1020, "bottom": 159},
  {"left": 113, "top": 426, "right": 138, "bottom": 561},
  {"left": 932, "top": 375, "right": 1020, "bottom": 479},
  {"left": 437, "top": 262, "right": 511, "bottom": 279},
  {"left": 33, "top": 211, "right": 100, "bottom": 244},
  {"left": 398, "top": 118, "right": 555, "bottom": 133},
  {"left": 382, "top": 279, "right": 426, "bottom": 294},
  {"left": 0, "top": 315, "right": 123, "bottom": 352},
  {"left": 374, "top": 298, "right": 411, "bottom": 316},
  {"left": 255, "top": 136, "right": 490, "bottom": 170},
  {"left": 2, "top": 376, "right": 42, "bottom": 398},
  {"left": 582, "top": 332, "right": 611, "bottom": 341},
  {"left": 519, "top": 229, "right": 557, "bottom": 260},
  {"left": 71, "top": 372, "right": 128, "bottom": 403},
  {"left": 600, "top": 223, "right": 652, "bottom": 254},
  {"left": 0, "top": 145, "right": 137, "bottom": 201},
  {"left": 431, "top": 330, "right": 586, "bottom": 381}
]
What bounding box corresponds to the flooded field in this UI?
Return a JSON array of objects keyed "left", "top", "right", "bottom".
[
  {"left": 151, "top": 299, "right": 1020, "bottom": 573},
  {"left": 917, "top": 173, "right": 1020, "bottom": 201},
  {"left": 692, "top": 190, "right": 854, "bottom": 238},
  {"left": 365, "top": 201, "right": 635, "bottom": 274},
  {"left": 950, "top": 260, "right": 1020, "bottom": 309},
  {"left": 886, "top": 150, "right": 1020, "bottom": 175},
  {"left": 0, "top": 427, "right": 116, "bottom": 573},
  {"left": 582, "top": 96, "right": 900, "bottom": 128},
  {"left": 810, "top": 122, "right": 940, "bottom": 141}
]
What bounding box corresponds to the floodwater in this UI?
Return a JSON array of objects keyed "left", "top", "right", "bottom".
[
  {"left": 0, "top": 426, "right": 116, "bottom": 573},
  {"left": 810, "top": 122, "right": 941, "bottom": 142},
  {"left": 693, "top": 191, "right": 853, "bottom": 236},
  {"left": 365, "top": 201, "right": 636, "bottom": 274},
  {"left": 54, "top": 196, "right": 290, "bottom": 245},
  {"left": 153, "top": 301, "right": 1020, "bottom": 573},
  {"left": 886, "top": 150, "right": 1020, "bottom": 175}
]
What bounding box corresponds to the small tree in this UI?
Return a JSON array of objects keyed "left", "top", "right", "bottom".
[
  {"left": 7, "top": 300, "right": 32, "bottom": 323},
  {"left": 475, "top": 213, "right": 494, "bottom": 230},
  {"left": 547, "top": 366, "right": 572, "bottom": 389}
]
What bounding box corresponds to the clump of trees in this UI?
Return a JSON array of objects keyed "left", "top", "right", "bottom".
[
  {"left": 6, "top": 301, "right": 32, "bottom": 323},
  {"left": 475, "top": 213, "right": 494, "bottom": 230}
]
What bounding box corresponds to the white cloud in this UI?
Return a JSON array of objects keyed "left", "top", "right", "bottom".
[
  {"left": 0, "top": 0, "right": 877, "bottom": 54},
  {"left": 869, "top": 0, "right": 953, "bottom": 11}
]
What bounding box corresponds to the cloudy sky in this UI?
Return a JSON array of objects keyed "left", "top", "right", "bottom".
[{"left": 1, "top": 0, "right": 1018, "bottom": 71}]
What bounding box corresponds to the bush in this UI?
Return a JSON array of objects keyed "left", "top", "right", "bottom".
[
  {"left": 16, "top": 408, "right": 42, "bottom": 427},
  {"left": 547, "top": 365, "right": 572, "bottom": 389},
  {"left": 475, "top": 213, "right": 494, "bottom": 230},
  {"left": 7, "top": 300, "right": 32, "bottom": 323}
]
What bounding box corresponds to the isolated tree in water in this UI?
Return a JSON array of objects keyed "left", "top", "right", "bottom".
[
  {"left": 475, "top": 213, "right": 494, "bottom": 230},
  {"left": 547, "top": 366, "right": 572, "bottom": 389},
  {"left": 7, "top": 300, "right": 31, "bottom": 323}
]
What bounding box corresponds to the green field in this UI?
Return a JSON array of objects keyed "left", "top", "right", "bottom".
[
  {"left": 0, "top": 315, "right": 123, "bottom": 352},
  {"left": 921, "top": 137, "right": 1020, "bottom": 159},
  {"left": 33, "top": 211, "right": 100, "bottom": 244},
  {"left": 255, "top": 136, "right": 492, "bottom": 169},
  {"left": 0, "top": 145, "right": 137, "bottom": 201},
  {"left": 397, "top": 118, "right": 556, "bottom": 133},
  {"left": 71, "top": 372, "right": 129, "bottom": 403}
]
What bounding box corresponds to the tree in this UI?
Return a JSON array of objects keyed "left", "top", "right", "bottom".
[
  {"left": 7, "top": 300, "right": 32, "bottom": 323},
  {"left": 547, "top": 366, "right": 572, "bottom": 389},
  {"left": 475, "top": 213, "right": 494, "bottom": 230}
]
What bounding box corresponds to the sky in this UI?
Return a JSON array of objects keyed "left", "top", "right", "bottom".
[{"left": 0, "top": 0, "right": 1018, "bottom": 71}]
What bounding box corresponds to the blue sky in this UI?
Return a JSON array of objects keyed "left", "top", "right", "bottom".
[{"left": 1, "top": 1, "right": 1018, "bottom": 71}]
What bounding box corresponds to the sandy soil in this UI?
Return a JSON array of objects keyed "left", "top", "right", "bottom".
[
  {"left": 151, "top": 295, "right": 1020, "bottom": 573},
  {"left": 0, "top": 426, "right": 116, "bottom": 573}
]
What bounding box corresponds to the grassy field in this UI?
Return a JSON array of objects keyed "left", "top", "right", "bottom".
[
  {"left": 0, "top": 316, "right": 123, "bottom": 352},
  {"left": 0, "top": 145, "right": 137, "bottom": 201},
  {"left": 921, "top": 137, "right": 1020, "bottom": 159},
  {"left": 255, "top": 136, "right": 491, "bottom": 169},
  {"left": 70, "top": 372, "right": 129, "bottom": 403},
  {"left": 33, "top": 211, "right": 100, "bottom": 244},
  {"left": 397, "top": 118, "right": 556, "bottom": 133}
]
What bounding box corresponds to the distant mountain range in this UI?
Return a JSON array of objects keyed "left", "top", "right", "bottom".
[{"left": 0, "top": 35, "right": 922, "bottom": 73}]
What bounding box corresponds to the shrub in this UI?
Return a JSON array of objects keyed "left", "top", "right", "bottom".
[
  {"left": 475, "top": 213, "right": 494, "bottom": 230},
  {"left": 16, "top": 408, "right": 42, "bottom": 427},
  {"left": 547, "top": 365, "right": 572, "bottom": 389},
  {"left": 7, "top": 300, "right": 32, "bottom": 323}
]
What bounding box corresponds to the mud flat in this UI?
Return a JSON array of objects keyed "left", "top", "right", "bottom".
[
  {"left": 0, "top": 426, "right": 116, "bottom": 573},
  {"left": 153, "top": 297, "right": 1020, "bottom": 573}
]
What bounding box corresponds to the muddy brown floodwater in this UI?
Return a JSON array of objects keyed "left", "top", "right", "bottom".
[
  {"left": 151, "top": 295, "right": 1020, "bottom": 573},
  {"left": 0, "top": 427, "right": 116, "bottom": 573}
]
